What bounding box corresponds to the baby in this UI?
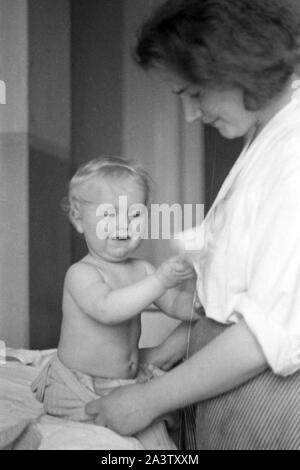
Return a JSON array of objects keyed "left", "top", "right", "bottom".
[{"left": 31, "top": 156, "right": 196, "bottom": 449}]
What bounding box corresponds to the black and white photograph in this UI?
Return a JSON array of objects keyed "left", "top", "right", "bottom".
[{"left": 1, "top": 0, "right": 300, "bottom": 452}]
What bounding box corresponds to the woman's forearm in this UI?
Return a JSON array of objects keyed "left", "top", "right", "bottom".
[{"left": 148, "top": 319, "right": 268, "bottom": 417}]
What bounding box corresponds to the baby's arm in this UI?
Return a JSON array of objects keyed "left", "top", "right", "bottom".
[
  {"left": 144, "top": 262, "right": 198, "bottom": 321},
  {"left": 140, "top": 322, "right": 190, "bottom": 371},
  {"left": 65, "top": 262, "right": 165, "bottom": 325},
  {"left": 65, "top": 257, "right": 193, "bottom": 325}
]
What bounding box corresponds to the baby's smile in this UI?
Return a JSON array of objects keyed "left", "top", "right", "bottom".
[
  {"left": 111, "top": 235, "right": 131, "bottom": 241},
  {"left": 110, "top": 231, "right": 132, "bottom": 241}
]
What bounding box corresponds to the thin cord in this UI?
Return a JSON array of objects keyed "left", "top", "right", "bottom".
[
  {"left": 184, "top": 129, "right": 218, "bottom": 359},
  {"left": 178, "top": 288, "right": 198, "bottom": 448},
  {"left": 179, "top": 128, "right": 218, "bottom": 448},
  {"left": 185, "top": 288, "right": 198, "bottom": 360}
]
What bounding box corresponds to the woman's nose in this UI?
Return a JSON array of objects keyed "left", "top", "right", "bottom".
[{"left": 182, "top": 95, "right": 203, "bottom": 123}]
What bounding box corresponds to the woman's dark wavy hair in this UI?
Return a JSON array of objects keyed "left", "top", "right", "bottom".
[{"left": 135, "top": 0, "right": 300, "bottom": 110}]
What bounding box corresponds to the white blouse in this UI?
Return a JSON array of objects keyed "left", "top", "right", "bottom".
[{"left": 197, "top": 84, "right": 300, "bottom": 376}]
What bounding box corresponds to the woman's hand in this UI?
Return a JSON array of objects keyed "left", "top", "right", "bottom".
[
  {"left": 86, "top": 321, "right": 268, "bottom": 439},
  {"left": 85, "top": 382, "right": 157, "bottom": 436},
  {"left": 156, "top": 256, "right": 196, "bottom": 290}
]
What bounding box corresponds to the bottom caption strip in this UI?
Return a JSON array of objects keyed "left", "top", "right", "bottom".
[{"left": 100, "top": 453, "right": 199, "bottom": 466}]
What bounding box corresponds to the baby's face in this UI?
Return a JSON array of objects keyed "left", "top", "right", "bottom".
[{"left": 76, "top": 176, "right": 147, "bottom": 263}]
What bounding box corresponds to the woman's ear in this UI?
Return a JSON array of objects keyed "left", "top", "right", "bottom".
[{"left": 70, "top": 202, "right": 84, "bottom": 233}]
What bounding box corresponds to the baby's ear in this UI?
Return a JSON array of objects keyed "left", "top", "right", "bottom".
[{"left": 70, "top": 202, "right": 83, "bottom": 233}]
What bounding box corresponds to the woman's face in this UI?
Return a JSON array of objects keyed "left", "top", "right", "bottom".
[{"left": 163, "top": 73, "right": 259, "bottom": 139}]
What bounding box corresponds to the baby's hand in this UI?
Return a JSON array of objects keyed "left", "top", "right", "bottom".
[{"left": 156, "top": 256, "right": 195, "bottom": 289}]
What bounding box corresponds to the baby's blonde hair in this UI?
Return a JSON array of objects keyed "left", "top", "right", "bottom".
[{"left": 66, "top": 156, "right": 152, "bottom": 228}]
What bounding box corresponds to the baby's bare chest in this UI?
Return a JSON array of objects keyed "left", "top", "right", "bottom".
[{"left": 99, "top": 262, "right": 145, "bottom": 289}]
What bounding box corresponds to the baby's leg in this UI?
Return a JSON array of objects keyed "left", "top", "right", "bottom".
[{"left": 31, "top": 355, "right": 98, "bottom": 422}]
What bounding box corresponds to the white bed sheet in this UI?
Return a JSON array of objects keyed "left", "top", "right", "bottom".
[{"left": 0, "top": 360, "right": 143, "bottom": 450}]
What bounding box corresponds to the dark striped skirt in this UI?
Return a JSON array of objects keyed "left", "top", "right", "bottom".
[{"left": 182, "top": 317, "right": 300, "bottom": 450}]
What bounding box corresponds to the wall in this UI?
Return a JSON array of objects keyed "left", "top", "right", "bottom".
[
  {"left": 29, "top": 0, "right": 124, "bottom": 347},
  {"left": 123, "top": 0, "right": 204, "bottom": 267},
  {"left": 71, "top": 0, "right": 124, "bottom": 261},
  {"left": 123, "top": 0, "right": 205, "bottom": 344},
  {"left": 28, "top": 0, "right": 71, "bottom": 348},
  {"left": 0, "top": 0, "right": 205, "bottom": 349},
  {"left": 205, "top": 127, "right": 243, "bottom": 210},
  {"left": 0, "top": 0, "right": 29, "bottom": 347}
]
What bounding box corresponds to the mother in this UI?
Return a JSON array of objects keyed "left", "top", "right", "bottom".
[{"left": 86, "top": 0, "right": 300, "bottom": 449}]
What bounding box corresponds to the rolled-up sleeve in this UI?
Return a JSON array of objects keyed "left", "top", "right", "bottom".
[{"left": 230, "top": 162, "right": 300, "bottom": 376}]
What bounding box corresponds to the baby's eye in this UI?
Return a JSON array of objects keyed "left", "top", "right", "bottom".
[
  {"left": 96, "top": 204, "right": 116, "bottom": 219},
  {"left": 103, "top": 211, "right": 115, "bottom": 218},
  {"left": 130, "top": 211, "right": 142, "bottom": 218},
  {"left": 129, "top": 209, "right": 144, "bottom": 219}
]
